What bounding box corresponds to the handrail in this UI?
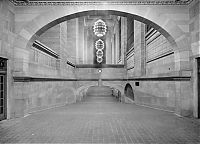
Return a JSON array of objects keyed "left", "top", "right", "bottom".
[
  {"left": 66, "top": 60, "right": 76, "bottom": 68},
  {"left": 32, "top": 40, "right": 59, "bottom": 59}
]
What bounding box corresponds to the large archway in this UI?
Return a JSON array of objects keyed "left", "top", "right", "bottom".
[
  {"left": 19, "top": 10, "right": 179, "bottom": 49},
  {"left": 14, "top": 7, "right": 187, "bottom": 76},
  {"left": 12, "top": 6, "right": 193, "bottom": 118}
]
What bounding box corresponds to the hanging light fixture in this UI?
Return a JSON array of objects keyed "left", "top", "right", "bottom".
[
  {"left": 95, "top": 39, "right": 104, "bottom": 63},
  {"left": 93, "top": 19, "right": 107, "bottom": 37},
  {"left": 95, "top": 39, "right": 104, "bottom": 50}
]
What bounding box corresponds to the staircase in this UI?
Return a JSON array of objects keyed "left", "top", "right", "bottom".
[
  {"left": 86, "top": 86, "right": 112, "bottom": 97},
  {"left": 85, "top": 86, "right": 117, "bottom": 103}
]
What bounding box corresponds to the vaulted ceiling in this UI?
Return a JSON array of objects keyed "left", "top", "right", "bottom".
[{"left": 10, "top": 0, "right": 193, "bottom": 6}]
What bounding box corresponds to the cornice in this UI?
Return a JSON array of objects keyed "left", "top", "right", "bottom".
[{"left": 9, "top": 0, "right": 193, "bottom": 6}]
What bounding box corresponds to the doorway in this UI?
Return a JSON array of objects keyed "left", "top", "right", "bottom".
[
  {"left": 0, "top": 58, "right": 7, "bottom": 121},
  {"left": 125, "top": 83, "right": 134, "bottom": 101},
  {"left": 197, "top": 58, "right": 200, "bottom": 118}
]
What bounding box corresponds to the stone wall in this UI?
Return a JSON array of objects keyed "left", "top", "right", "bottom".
[
  {"left": 126, "top": 80, "right": 193, "bottom": 116},
  {"left": 12, "top": 81, "right": 77, "bottom": 118},
  {"left": 76, "top": 68, "right": 126, "bottom": 79},
  {"left": 126, "top": 19, "right": 193, "bottom": 117},
  {"left": 33, "top": 21, "right": 75, "bottom": 78},
  {"left": 60, "top": 21, "right": 76, "bottom": 77},
  {"left": 0, "top": 1, "right": 15, "bottom": 119},
  {"left": 13, "top": 19, "right": 80, "bottom": 118},
  {"left": 146, "top": 54, "right": 175, "bottom": 76},
  {"left": 130, "top": 81, "right": 176, "bottom": 111},
  {"left": 12, "top": 13, "right": 79, "bottom": 118},
  {"left": 146, "top": 29, "right": 175, "bottom": 76},
  {"left": 39, "top": 25, "right": 60, "bottom": 53}
]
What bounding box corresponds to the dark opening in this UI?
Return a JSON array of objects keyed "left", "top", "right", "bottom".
[
  {"left": 125, "top": 83, "right": 134, "bottom": 101},
  {"left": 135, "top": 82, "right": 139, "bottom": 86},
  {"left": 197, "top": 58, "right": 200, "bottom": 118},
  {"left": 0, "top": 58, "right": 7, "bottom": 121}
]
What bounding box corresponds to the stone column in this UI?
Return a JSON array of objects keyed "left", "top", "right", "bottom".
[
  {"left": 121, "top": 17, "right": 127, "bottom": 68},
  {"left": 76, "top": 18, "right": 79, "bottom": 64},
  {"left": 84, "top": 23, "right": 88, "bottom": 64},
  {"left": 134, "top": 20, "right": 146, "bottom": 77},
  {"left": 172, "top": 3, "right": 194, "bottom": 117},
  {"left": 78, "top": 17, "right": 84, "bottom": 64},
  {"left": 190, "top": 0, "right": 200, "bottom": 118}
]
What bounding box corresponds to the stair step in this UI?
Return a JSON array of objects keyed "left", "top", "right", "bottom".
[{"left": 86, "top": 86, "right": 112, "bottom": 96}]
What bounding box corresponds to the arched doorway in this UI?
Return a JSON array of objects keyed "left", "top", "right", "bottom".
[{"left": 125, "top": 83, "right": 134, "bottom": 101}]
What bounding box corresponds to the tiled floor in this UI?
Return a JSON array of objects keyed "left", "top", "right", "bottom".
[{"left": 0, "top": 95, "right": 200, "bottom": 144}]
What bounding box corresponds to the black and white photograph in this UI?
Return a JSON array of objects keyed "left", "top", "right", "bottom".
[{"left": 0, "top": 0, "right": 200, "bottom": 143}]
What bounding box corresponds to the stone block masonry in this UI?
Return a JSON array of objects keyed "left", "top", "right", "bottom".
[{"left": 12, "top": 81, "right": 77, "bottom": 118}]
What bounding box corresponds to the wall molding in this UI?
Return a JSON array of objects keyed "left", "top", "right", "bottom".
[
  {"left": 146, "top": 51, "right": 174, "bottom": 63},
  {"left": 76, "top": 64, "right": 124, "bottom": 68},
  {"left": 13, "top": 76, "right": 191, "bottom": 82},
  {"left": 13, "top": 77, "right": 77, "bottom": 82},
  {"left": 9, "top": 0, "right": 193, "bottom": 6}
]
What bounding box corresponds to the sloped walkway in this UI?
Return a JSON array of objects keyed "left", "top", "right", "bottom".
[{"left": 0, "top": 94, "right": 200, "bottom": 144}]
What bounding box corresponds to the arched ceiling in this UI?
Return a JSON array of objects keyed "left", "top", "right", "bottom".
[{"left": 10, "top": 0, "right": 193, "bottom": 6}]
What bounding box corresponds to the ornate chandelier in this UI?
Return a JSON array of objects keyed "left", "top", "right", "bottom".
[
  {"left": 93, "top": 19, "right": 107, "bottom": 37},
  {"left": 95, "top": 39, "right": 104, "bottom": 63}
]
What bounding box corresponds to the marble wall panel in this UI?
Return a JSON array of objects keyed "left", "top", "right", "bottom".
[{"left": 12, "top": 81, "right": 77, "bottom": 118}]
